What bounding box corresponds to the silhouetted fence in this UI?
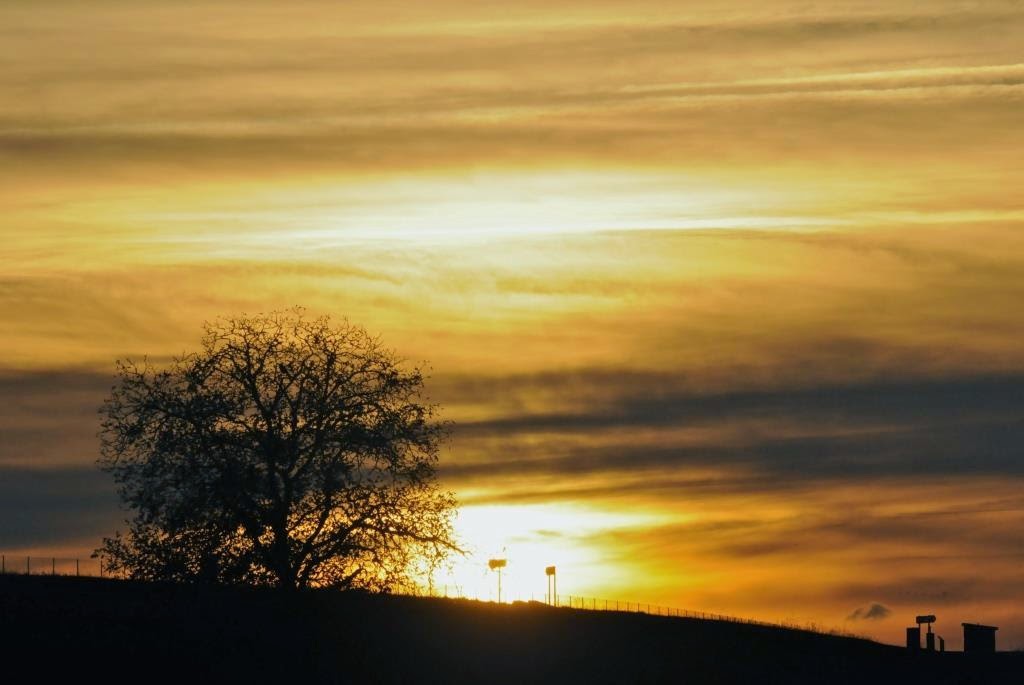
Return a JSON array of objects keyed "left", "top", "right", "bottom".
[
  {"left": 547, "top": 594, "right": 848, "bottom": 635},
  {"left": 405, "top": 586, "right": 855, "bottom": 637},
  {"left": 555, "top": 594, "right": 748, "bottom": 621},
  {"left": 0, "top": 555, "right": 122, "bottom": 579},
  {"left": 0, "top": 555, "right": 852, "bottom": 638}
]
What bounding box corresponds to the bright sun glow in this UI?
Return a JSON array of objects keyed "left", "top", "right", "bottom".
[
  {"left": 84, "top": 170, "right": 808, "bottom": 260},
  {"left": 433, "top": 503, "right": 670, "bottom": 603}
]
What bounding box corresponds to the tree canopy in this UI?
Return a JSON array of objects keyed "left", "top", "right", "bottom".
[{"left": 96, "top": 309, "right": 459, "bottom": 590}]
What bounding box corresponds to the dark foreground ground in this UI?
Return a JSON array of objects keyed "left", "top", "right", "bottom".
[{"left": 1, "top": 575, "right": 1020, "bottom": 684}]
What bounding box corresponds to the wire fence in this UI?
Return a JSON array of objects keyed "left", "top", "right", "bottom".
[
  {"left": 545, "top": 594, "right": 855, "bottom": 637},
  {"left": 554, "top": 594, "right": 762, "bottom": 623},
  {"left": 359, "top": 584, "right": 856, "bottom": 638},
  {"left": 0, "top": 555, "right": 854, "bottom": 638},
  {"left": 0, "top": 555, "right": 124, "bottom": 579}
]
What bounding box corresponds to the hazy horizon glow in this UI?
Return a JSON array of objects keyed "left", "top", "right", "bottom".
[{"left": 3, "top": 0, "right": 1023, "bottom": 648}]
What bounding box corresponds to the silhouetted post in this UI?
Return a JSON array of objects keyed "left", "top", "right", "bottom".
[
  {"left": 52, "top": 557, "right": 55, "bottom": 575},
  {"left": 26, "top": 556, "right": 30, "bottom": 574},
  {"left": 488, "top": 559, "right": 507, "bottom": 603},
  {"left": 76, "top": 559, "right": 79, "bottom": 576},
  {"left": 545, "top": 566, "right": 556, "bottom": 605},
  {"left": 2, "top": 554, "right": 4, "bottom": 573}
]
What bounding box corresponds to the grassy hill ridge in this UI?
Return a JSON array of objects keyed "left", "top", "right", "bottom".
[{"left": 1, "top": 575, "right": 1020, "bottom": 684}]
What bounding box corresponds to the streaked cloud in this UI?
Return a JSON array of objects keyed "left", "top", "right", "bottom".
[{"left": 2, "top": 0, "right": 1022, "bottom": 649}]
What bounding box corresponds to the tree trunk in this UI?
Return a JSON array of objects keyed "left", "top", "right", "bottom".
[{"left": 271, "top": 516, "right": 296, "bottom": 590}]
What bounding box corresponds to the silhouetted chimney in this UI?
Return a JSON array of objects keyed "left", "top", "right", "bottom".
[{"left": 906, "top": 626, "right": 921, "bottom": 650}]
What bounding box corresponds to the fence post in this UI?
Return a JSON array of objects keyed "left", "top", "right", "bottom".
[
  {"left": 52, "top": 557, "right": 56, "bottom": 575},
  {"left": 76, "top": 559, "right": 80, "bottom": 576},
  {"left": 27, "top": 556, "right": 30, "bottom": 574},
  {"left": 2, "top": 554, "right": 4, "bottom": 573}
]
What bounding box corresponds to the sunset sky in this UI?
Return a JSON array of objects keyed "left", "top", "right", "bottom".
[{"left": 3, "top": 0, "right": 1023, "bottom": 648}]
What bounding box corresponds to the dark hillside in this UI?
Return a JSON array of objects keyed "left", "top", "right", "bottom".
[{"left": 1, "top": 575, "right": 1020, "bottom": 684}]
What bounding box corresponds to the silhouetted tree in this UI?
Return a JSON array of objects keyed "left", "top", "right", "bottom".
[{"left": 96, "top": 308, "right": 459, "bottom": 590}]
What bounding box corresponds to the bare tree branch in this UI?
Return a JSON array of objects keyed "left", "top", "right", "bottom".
[{"left": 96, "top": 307, "right": 460, "bottom": 591}]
